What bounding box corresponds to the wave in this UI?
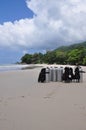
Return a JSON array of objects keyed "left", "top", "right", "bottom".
[{"left": 0, "top": 64, "right": 29, "bottom": 72}]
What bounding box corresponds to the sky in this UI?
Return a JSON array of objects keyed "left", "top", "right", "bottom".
[{"left": 0, "top": 0, "right": 86, "bottom": 64}]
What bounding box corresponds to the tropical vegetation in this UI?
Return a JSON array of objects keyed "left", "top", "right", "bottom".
[{"left": 21, "top": 42, "right": 86, "bottom": 65}]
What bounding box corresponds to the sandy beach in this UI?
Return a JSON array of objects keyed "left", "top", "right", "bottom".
[{"left": 0, "top": 65, "right": 86, "bottom": 130}]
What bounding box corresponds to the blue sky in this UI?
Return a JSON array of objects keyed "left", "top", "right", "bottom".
[
  {"left": 0, "top": 0, "right": 86, "bottom": 64},
  {"left": 0, "top": 0, "right": 33, "bottom": 24}
]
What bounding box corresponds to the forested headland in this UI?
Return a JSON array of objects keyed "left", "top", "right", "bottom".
[{"left": 20, "top": 42, "right": 86, "bottom": 65}]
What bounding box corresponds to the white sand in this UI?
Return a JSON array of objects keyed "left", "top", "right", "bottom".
[{"left": 0, "top": 65, "right": 86, "bottom": 130}]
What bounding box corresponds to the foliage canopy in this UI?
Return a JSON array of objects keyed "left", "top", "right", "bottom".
[{"left": 21, "top": 42, "right": 86, "bottom": 65}]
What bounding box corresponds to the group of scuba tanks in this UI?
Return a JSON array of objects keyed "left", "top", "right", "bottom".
[{"left": 38, "top": 66, "right": 83, "bottom": 83}]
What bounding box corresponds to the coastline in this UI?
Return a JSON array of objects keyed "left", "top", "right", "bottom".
[
  {"left": 0, "top": 64, "right": 44, "bottom": 72},
  {"left": 0, "top": 63, "right": 85, "bottom": 72},
  {"left": 0, "top": 65, "right": 86, "bottom": 130}
]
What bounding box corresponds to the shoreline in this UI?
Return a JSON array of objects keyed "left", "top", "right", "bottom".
[
  {"left": 0, "top": 63, "right": 86, "bottom": 72},
  {"left": 0, "top": 64, "right": 44, "bottom": 72}
]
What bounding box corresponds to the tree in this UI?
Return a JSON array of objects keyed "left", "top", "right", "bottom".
[
  {"left": 67, "top": 49, "right": 80, "bottom": 64},
  {"left": 44, "top": 51, "right": 56, "bottom": 64},
  {"left": 21, "top": 54, "right": 32, "bottom": 64},
  {"left": 67, "top": 47, "right": 86, "bottom": 65},
  {"left": 55, "top": 51, "right": 67, "bottom": 64},
  {"left": 32, "top": 53, "right": 43, "bottom": 64}
]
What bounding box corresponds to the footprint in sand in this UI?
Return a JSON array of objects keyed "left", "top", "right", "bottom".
[
  {"left": 21, "top": 96, "right": 25, "bottom": 98},
  {"left": 44, "top": 90, "right": 56, "bottom": 99}
]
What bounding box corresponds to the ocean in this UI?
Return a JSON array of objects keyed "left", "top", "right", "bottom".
[{"left": 0, "top": 64, "right": 29, "bottom": 72}]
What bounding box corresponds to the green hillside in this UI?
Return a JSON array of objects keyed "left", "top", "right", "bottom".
[
  {"left": 55, "top": 41, "right": 86, "bottom": 52},
  {"left": 21, "top": 42, "right": 86, "bottom": 65}
]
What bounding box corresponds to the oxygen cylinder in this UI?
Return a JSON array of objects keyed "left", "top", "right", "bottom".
[
  {"left": 57, "top": 67, "right": 63, "bottom": 82},
  {"left": 49, "top": 67, "right": 53, "bottom": 81},
  {"left": 53, "top": 67, "right": 57, "bottom": 82},
  {"left": 45, "top": 67, "right": 50, "bottom": 82},
  {"left": 55, "top": 67, "right": 58, "bottom": 81}
]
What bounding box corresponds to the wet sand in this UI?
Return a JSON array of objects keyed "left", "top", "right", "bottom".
[{"left": 0, "top": 65, "right": 86, "bottom": 130}]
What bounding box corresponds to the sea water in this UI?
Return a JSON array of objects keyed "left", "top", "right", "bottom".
[{"left": 0, "top": 64, "right": 29, "bottom": 72}]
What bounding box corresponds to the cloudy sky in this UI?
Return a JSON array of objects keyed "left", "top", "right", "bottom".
[{"left": 0, "top": 0, "right": 86, "bottom": 64}]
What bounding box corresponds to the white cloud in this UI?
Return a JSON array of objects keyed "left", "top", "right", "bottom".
[{"left": 0, "top": 0, "right": 86, "bottom": 52}]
